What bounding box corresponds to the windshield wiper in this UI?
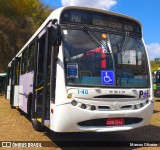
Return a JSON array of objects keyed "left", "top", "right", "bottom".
[{"left": 83, "top": 25, "right": 111, "bottom": 53}]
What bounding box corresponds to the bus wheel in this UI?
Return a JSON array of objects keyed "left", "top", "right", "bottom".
[
  {"left": 31, "top": 106, "right": 44, "bottom": 131},
  {"left": 31, "top": 118, "right": 44, "bottom": 131}
]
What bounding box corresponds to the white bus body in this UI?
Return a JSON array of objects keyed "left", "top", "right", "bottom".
[{"left": 7, "top": 6, "right": 153, "bottom": 132}]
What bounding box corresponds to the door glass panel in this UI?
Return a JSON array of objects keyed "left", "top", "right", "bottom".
[{"left": 35, "top": 35, "right": 45, "bottom": 114}]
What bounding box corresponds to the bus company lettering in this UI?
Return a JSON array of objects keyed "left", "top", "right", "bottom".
[
  {"left": 139, "top": 90, "right": 149, "bottom": 98},
  {"left": 109, "top": 90, "right": 125, "bottom": 94}
]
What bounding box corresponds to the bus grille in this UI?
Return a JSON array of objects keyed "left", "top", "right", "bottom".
[{"left": 94, "top": 95, "right": 135, "bottom": 98}]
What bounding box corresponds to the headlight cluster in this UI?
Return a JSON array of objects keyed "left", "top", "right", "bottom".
[
  {"left": 133, "top": 99, "right": 149, "bottom": 110},
  {"left": 71, "top": 100, "right": 96, "bottom": 111},
  {"left": 71, "top": 99, "right": 149, "bottom": 111},
  {"left": 121, "top": 99, "right": 149, "bottom": 110}
]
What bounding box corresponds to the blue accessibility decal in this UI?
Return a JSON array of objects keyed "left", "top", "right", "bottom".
[{"left": 101, "top": 70, "right": 114, "bottom": 85}]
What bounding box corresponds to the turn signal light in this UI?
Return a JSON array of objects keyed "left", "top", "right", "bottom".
[{"left": 67, "top": 93, "right": 73, "bottom": 99}]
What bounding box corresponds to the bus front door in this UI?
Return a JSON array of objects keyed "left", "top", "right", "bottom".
[
  {"left": 10, "top": 57, "right": 20, "bottom": 108},
  {"left": 33, "top": 27, "right": 51, "bottom": 127}
]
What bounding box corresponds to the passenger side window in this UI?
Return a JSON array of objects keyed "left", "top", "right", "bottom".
[
  {"left": 28, "top": 43, "right": 35, "bottom": 72},
  {"left": 21, "top": 48, "right": 28, "bottom": 74}
]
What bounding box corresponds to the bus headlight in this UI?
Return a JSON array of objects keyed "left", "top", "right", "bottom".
[
  {"left": 71, "top": 100, "right": 77, "bottom": 106},
  {"left": 136, "top": 104, "right": 141, "bottom": 109},
  {"left": 133, "top": 100, "right": 149, "bottom": 110},
  {"left": 91, "top": 105, "right": 96, "bottom": 110},
  {"left": 81, "top": 104, "right": 87, "bottom": 109}
]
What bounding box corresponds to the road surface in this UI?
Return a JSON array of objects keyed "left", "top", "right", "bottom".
[{"left": 0, "top": 95, "right": 160, "bottom": 149}]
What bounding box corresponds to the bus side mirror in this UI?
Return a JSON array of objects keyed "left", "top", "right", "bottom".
[{"left": 48, "top": 24, "right": 61, "bottom": 46}]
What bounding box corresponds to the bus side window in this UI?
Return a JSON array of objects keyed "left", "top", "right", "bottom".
[
  {"left": 15, "top": 58, "right": 20, "bottom": 85},
  {"left": 38, "top": 37, "right": 45, "bottom": 73},
  {"left": 28, "top": 43, "right": 35, "bottom": 72},
  {"left": 21, "top": 48, "right": 28, "bottom": 74}
]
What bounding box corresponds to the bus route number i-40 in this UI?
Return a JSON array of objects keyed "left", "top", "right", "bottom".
[{"left": 78, "top": 89, "right": 88, "bottom": 95}]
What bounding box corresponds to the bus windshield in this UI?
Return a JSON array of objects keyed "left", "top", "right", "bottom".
[{"left": 62, "top": 29, "right": 150, "bottom": 88}]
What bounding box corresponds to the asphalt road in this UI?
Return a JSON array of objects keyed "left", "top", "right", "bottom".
[{"left": 0, "top": 94, "right": 160, "bottom": 150}]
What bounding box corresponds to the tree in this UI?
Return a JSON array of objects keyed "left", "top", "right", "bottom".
[
  {"left": 0, "top": 30, "right": 14, "bottom": 71},
  {"left": 0, "top": 0, "right": 53, "bottom": 72},
  {"left": 154, "top": 58, "right": 160, "bottom": 64}
]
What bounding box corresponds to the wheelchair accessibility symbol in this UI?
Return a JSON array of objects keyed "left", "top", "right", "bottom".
[{"left": 101, "top": 70, "right": 114, "bottom": 85}]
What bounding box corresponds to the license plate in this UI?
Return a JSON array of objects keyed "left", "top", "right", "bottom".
[{"left": 106, "top": 118, "right": 124, "bottom": 126}]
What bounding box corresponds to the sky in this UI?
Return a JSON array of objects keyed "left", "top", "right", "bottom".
[{"left": 41, "top": 0, "right": 160, "bottom": 61}]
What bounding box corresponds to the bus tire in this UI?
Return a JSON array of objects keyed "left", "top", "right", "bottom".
[
  {"left": 31, "top": 103, "right": 44, "bottom": 132},
  {"left": 31, "top": 119, "right": 44, "bottom": 132}
]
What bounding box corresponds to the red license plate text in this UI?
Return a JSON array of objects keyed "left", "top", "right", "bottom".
[{"left": 106, "top": 118, "right": 124, "bottom": 126}]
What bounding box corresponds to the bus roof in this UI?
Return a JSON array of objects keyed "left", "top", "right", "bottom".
[{"left": 8, "top": 6, "right": 142, "bottom": 66}]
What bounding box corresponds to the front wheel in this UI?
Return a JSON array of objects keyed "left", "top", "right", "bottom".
[
  {"left": 28, "top": 94, "right": 44, "bottom": 132},
  {"left": 30, "top": 102, "right": 44, "bottom": 131},
  {"left": 31, "top": 118, "right": 44, "bottom": 131}
]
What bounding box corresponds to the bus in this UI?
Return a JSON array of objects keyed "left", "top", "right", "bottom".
[
  {"left": 6, "top": 6, "right": 153, "bottom": 132},
  {"left": 153, "top": 69, "right": 160, "bottom": 98}
]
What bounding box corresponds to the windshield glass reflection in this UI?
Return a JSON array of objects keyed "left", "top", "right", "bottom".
[{"left": 62, "top": 29, "right": 150, "bottom": 88}]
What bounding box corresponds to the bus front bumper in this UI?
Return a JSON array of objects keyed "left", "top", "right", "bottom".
[{"left": 52, "top": 101, "right": 153, "bottom": 132}]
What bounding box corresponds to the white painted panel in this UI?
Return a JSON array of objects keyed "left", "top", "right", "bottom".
[
  {"left": 7, "top": 86, "right": 11, "bottom": 100},
  {"left": 13, "top": 86, "right": 19, "bottom": 106}
]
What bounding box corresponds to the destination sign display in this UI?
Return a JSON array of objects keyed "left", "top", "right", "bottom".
[{"left": 61, "top": 9, "right": 141, "bottom": 34}]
